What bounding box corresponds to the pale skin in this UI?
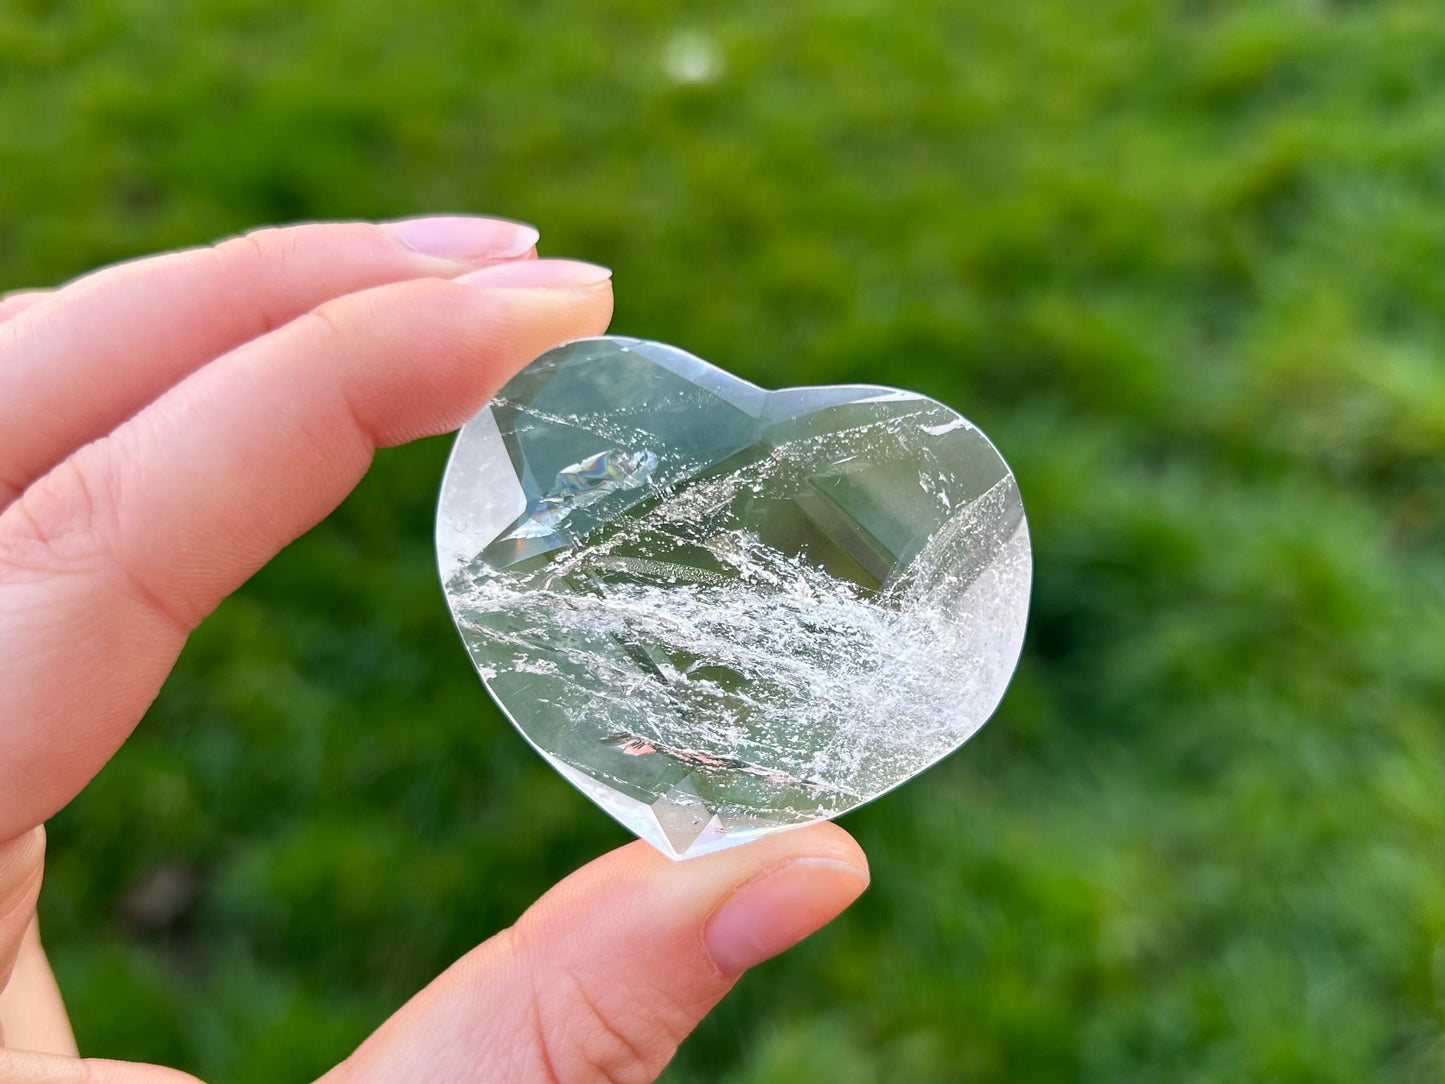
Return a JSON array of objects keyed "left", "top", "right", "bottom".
[{"left": 0, "top": 217, "right": 870, "bottom": 1084}]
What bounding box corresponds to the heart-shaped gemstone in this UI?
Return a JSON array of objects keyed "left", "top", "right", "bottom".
[{"left": 437, "top": 337, "right": 1030, "bottom": 859}]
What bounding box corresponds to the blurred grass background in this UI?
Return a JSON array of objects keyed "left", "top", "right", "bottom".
[{"left": 5, "top": 0, "right": 1445, "bottom": 1080}]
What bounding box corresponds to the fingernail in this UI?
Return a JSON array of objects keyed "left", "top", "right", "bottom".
[
  {"left": 454, "top": 258, "right": 612, "bottom": 289},
  {"left": 704, "top": 857, "right": 868, "bottom": 975},
  {"left": 382, "top": 215, "right": 540, "bottom": 259}
]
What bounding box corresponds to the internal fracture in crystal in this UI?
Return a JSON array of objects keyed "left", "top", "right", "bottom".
[{"left": 437, "top": 337, "right": 1031, "bottom": 859}]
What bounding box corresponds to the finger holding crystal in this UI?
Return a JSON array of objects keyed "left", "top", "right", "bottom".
[
  {"left": 0, "top": 270, "right": 612, "bottom": 841},
  {"left": 0, "top": 217, "right": 540, "bottom": 511}
]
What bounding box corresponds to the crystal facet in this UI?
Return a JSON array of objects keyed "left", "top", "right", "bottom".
[{"left": 437, "top": 337, "right": 1031, "bottom": 859}]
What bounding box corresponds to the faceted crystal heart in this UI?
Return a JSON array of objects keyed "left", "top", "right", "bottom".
[{"left": 437, "top": 337, "right": 1031, "bottom": 859}]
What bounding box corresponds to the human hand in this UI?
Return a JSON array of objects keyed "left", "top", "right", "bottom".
[{"left": 0, "top": 218, "right": 869, "bottom": 1083}]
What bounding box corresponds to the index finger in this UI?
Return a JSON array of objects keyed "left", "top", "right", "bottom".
[{"left": 0, "top": 260, "right": 612, "bottom": 840}]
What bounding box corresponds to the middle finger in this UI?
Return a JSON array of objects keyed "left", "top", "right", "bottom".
[{"left": 0, "top": 216, "right": 539, "bottom": 510}]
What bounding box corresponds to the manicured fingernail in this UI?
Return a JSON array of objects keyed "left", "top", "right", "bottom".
[
  {"left": 454, "top": 258, "right": 612, "bottom": 288},
  {"left": 704, "top": 857, "right": 868, "bottom": 975},
  {"left": 382, "top": 215, "right": 540, "bottom": 259}
]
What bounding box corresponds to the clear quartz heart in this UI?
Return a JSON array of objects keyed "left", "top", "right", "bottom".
[{"left": 437, "top": 337, "right": 1031, "bottom": 858}]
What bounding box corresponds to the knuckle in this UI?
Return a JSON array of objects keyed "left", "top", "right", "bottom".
[
  {"left": 0, "top": 449, "right": 124, "bottom": 579},
  {"left": 212, "top": 225, "right": 292, "bottom": 271},
  {"left": 0, "top": 295, "right": 51, "bottom": 371},
  {"left": 0, "top": 289, "right": 48, "bottom": 324},
  {"left": 295, "top": 296, "right": 351, "bottom": 341},
  {"left": 0, "top": 445, "right": 189, "bottom": 632},
  {"left": 207, "top": 227, "right": 302, "bottom": 335},
  {"left": 528, "top": 957, "right": 690, "bottom": 1084}
]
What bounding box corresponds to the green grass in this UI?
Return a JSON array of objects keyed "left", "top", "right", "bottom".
[{"left": 6, "top": 0, "right": 1445, "bottom": 1080}]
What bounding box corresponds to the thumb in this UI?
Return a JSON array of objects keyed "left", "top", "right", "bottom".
[{"left": 327, "top": 824, "right": 869, "bottom": 1084}]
